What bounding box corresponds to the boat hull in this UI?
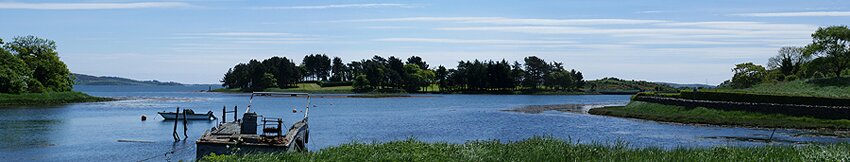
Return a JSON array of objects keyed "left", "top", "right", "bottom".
[{"left": 158, "top": 112, "right": 214, "bottom": 120}]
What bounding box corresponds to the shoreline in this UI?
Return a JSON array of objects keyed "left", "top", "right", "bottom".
[
  {"left": 0, "top": 91, "right": 115, "bottom": 107},
  {"left": 588, "top": 101, "right": 850, "bottom": 137}
]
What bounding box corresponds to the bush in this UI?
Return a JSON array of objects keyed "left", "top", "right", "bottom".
[
  {"left": 785, "top": 75, "right": 799, "bottom": 81},
  {"left": 677, "top": 91, "right": 850, "bottom": 106}
]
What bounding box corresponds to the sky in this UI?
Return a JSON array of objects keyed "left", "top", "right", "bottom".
[{"left": 1, "top": 0, "right": 849, "bottom": 84}]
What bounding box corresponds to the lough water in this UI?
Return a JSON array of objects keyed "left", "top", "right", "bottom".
[{"left": 1, "top": 85, "right": 848, "bottom": 161}]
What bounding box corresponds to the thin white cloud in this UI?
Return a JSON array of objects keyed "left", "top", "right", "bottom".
[
  {"left": 336, "top": 17, "right": 667, "bottom": 25},
  {"left": 181, "top": 32, "right": 295, "bottom": 37},
  {"left": 376, "top": 38, "right": 575, "bottom": 45},
  {"left": 0, "top": 2, "right": 192, "bottom": 10},
  {"left": 734, "top": 11, "right": 850, "bottom": 17},
  {"left": 258, "top": 3, "right": 414, "bottom": 10}
]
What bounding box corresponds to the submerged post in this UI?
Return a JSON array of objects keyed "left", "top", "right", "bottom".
[
  {"left": 183, "top": 108, "right": 188, "bottom": 140},
  {"left": 222, "top": 105, "right": 226, "bottom": 124},
  {"left": 173, "top": 107, "right": 181, "bottom": 141},
  {"left": 234, "top": 105, "right": 238, "bottom": 122}
]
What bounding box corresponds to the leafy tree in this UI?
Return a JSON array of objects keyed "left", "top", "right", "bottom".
[
  {"left": 768, "top": 46, "right": 809, "bottom": 75},
  {"left": 5, "top": 36, "right": 74, "bottom": 92},
  {"left": 302, "top": 54, "right": 332, "bottom": 81},
  {"left": 0, "top": 39, "right": 31, "bottom": 93},
  {"left": 806, "top": 26, "right": 850, "bottom": 77},
  {"left": 258, "top": 73, "right": 278, "bottom": 89},
  {"left": 546, "top": 69, "right": 574, "bottom": 90},
  {"left": 523, "top": 56, "right": 549, "bottom": 89},
  {"left": 330, "top": 57, "right": 348, "bottom": 82},
  {"left": 352, "top": 75, "right": 371, "bottom": 92},
  {"left": 406, "top": 56, "right": 429, "bottom": 69},
  {"left": 435, "top": 65, "right": 448, "bottom": 91},
  {"left": 730, "top": 62, "right": 766, "bottom": 88}
]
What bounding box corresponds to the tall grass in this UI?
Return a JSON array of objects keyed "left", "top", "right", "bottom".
[
  {"left": 711, "top": 78, "right": 850, "bottom": 99},
  {"left": 0, "top": 91, "right": 112, "bottom": 106},
  {"left": 589, "top": 101, "right": 850, "bottom": 129},
  {"left": 202, "top": 137, "right": 850, "bottom": 161}
]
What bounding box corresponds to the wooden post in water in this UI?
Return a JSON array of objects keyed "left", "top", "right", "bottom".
[
  {"left": 183, "top": 108, "right": 188, "bottom": 140},
  {"left": 222, "top": 105, "right": 226, "bottom": 124},
  {"left": 173, "top": 107, "right": 181, "bottom": 141},
  {"left": 233, "top": 106, "right": 238, "bottom": 122}
]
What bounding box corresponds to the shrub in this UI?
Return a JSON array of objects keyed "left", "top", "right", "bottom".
[{"left": 318, "top": 81, "right": 352, "bottom": 87}]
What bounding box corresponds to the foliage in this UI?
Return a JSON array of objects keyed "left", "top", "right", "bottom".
[
  {"left": 318, "top": 81, "right": 352, "bottom": 87},
  {"left": 585, "top": 77, "right": 677, "bottom": 93},
  {"left": 0, "top": 43, "right": 30, "bottom": 93},
  {"left": 0, "top": 36, "right": 74, "bottom": 94},
  {"left": 203, "top": 136, "right": 850, "bottom": 162},
  {"left": 223, "top": 55, "right": 584, "bottom": 94},
  {"left": 0, "top": 91, "right": 113, "bottom": 106},
  {"left": 351, "top": 75, "right": 372, "bottom": 93},
  {"left": 768, "top": 46, "right": 809, "bottom": 75},
  {"left": 806, "top": 26, "right": 850, "bottom": 77},
  {"left": 589, "top": 101, "right": 850, "bottom": 129},
  {"left": 730, "top": 62, "right": 766, "bottom": 88}
]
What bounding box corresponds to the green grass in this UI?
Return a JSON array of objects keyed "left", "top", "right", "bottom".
[
  {"left": 210, "top": 83, "right": 353, "bottom": 94},
  {"left": 0, "top": 91, "right": 113, "bottom": 106},
  {"left": 710, "top": 78, "right": 850, "bottom": 99},
  {"left": 202, "top": 137, "right": 850, "bottom": 162},
  {"left": 588, "top": 101, "right": 850, "bottom": 130}
]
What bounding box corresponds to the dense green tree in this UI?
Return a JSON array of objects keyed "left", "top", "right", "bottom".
[
  {"left": 0, "top": 39, "right": 31, "bottom": 93},
  {"left": 352, "top": 75, "right": 371, "bottom": 92},
  {"left": 5, "top": 36, "right": 74, "bottom": 92},
  {"left": 330, "top": 57, "right": 348, "bottom": 82},
  {"left": 523, "top": 56, "right": 549, "bottom": 89},
  {"left": 806, "top": 26, "right": 850, "bottom": 77},
  {"left": 302, "top": 54, "right": 331, "bottom": 81},
  {"left": 435, "top": 65, "right": 448, "bottom": 91},
  {"left": 730, "top": 62, "right": 766, "bottom": 88},
  {"left": 406, "top": 56, "right": 429, "bottom": 70}
]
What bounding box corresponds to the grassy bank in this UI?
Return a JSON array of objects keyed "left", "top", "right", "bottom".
[
  {"left": 202, "top": 137, "right": 850, "bottom": 161},
  {"left": 0, "top": 91, "right": 113, "bottom": 106},
  {"left": 588, "top": 101, "right": 850, "bottom": 130},
  {"left": 710, "top": 78, "right": 850, "bottom": 99}
]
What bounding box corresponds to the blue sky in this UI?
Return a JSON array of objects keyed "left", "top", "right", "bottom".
[{"left": 1, "top": 0, "right": 849, "bottom": 84}]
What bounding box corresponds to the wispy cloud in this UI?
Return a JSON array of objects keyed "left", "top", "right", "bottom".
[
  {"left": 376, "top": 38, "right": 575, "bottom": 45},
  {"left": 338, "top": 17, "right": 666, "bottom": 25},
  {"left": 734, "top": 11, "right": 850, "bottom": 17},
  {"left": 180, "top": 32, "right": 295, "bottom": 37},
  {"left": 258, "top": 3, "right": 415, "bottom": 10},
  {"left": 0, "top": 2, "right": 192, "bottom": 10}
]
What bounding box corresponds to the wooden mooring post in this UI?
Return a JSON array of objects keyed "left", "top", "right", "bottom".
[
  {"left": 183, "top": 108, "right": 188, "bottom": 139},
  {"left": 173, "top": 107, "right": 181, "bottom": 141}
]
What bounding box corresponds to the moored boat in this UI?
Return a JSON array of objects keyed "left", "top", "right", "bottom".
[{"left": 158, "top": 109, "right": 217, "bottom": 120}]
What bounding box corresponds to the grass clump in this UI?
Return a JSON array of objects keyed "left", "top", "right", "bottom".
[
  {"left": 202, "top": 137, "right": 850, "bottom": 161},
  {"left": 588, "top": 101, "right": 850, "bottom": 129},
  {"left": 0, "top": 91, "right": 113, "bottom": 106}
]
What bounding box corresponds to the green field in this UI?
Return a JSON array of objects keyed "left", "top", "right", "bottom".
[
  {"left": 202, "top": 137, "right": 850, "bottom": 162},
  {"left": 211, "top": 83, "right": 354, "bottom": 94},
  {"left": 0, "top": 91, "right": 113, "bottom": 106},
  {"left": 589, "top": 101, "right": 850, "bottom": 130}
]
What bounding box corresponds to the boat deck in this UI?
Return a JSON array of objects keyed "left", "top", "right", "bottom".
[{"left": 196, "top": 119, "right": 308, "bottom": 159}]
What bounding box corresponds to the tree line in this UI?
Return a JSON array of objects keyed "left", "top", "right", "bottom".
[
  {"left": 724, "top": 26, "right": 850, "bottom": 88},
  {"left": 0, "top": 36, "right": 74, "bottom": 94},
  {"left": 221, "top": 55, "right": 584, "bottom": 93}
]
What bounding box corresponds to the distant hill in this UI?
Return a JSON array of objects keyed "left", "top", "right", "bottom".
[
  {"left": 655, "top": 82, "right": 716, "bottom": 89},
  {"left": 584, "top": 77, "right": 678, "bottom": 93},
  {"left": 73, "top": 73, "right": 184, "bottom": 86}
]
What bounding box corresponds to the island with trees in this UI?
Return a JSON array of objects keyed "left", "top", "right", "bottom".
[
  {"left": 590, "top": 26, "right": 850, "bottom": 133},
  {"left": 0, "top": 36, "right": 110, "bottom": 106},
  {"left": 214, "top": 54, "right": 678, "bottom": 95}
]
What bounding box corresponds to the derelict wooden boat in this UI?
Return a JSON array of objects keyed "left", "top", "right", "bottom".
[
  {"left": 158, "top": 109, "right": 216, "bottom": 120},
  {"left": 196, "top": 92, "right": 311, "bottom": 160}
]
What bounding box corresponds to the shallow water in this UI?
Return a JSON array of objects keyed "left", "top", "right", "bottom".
[{"left": 1, "top": 85, "right": 848, "bottom": 161}]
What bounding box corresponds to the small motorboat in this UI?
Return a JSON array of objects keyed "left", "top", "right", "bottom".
[{"left": 158, "top": 108, "right": 217, "bottom": 120}]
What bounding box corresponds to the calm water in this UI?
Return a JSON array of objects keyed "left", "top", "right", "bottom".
[{"left": 1, "top": 85, "right": 848, "bottom": 161}]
